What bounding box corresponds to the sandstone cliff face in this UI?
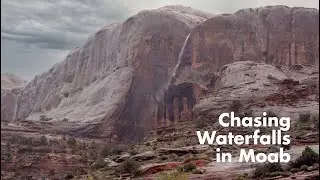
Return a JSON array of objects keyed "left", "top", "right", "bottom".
[
  {"left": 1, "top": 6, "right": 213, "bottom": 140},
  {"left": 177, "top": 5, "right": 319, "bottom": 76},
  {"left": 156, "top": 6, "right": 319, "bottom": 130}
]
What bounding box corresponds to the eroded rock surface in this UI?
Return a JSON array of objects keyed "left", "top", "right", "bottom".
[{"left": 1, "top": 6, "right": 213, "bottom": 141}]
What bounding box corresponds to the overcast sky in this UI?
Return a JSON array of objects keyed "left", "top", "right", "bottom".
[{"left": 1, "top": 0, "right": 319, "bottom": 80}]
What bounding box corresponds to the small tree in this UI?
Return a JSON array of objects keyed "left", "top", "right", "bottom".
[{"left": 119, "top": 159, "right": 140, "bottom": 175}]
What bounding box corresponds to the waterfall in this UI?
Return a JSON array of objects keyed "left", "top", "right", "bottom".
[
  {"left": 156, "top": 33, "right": 191, "bottom": 102},
  {"left": 12, "top": 95, "right": 18, "bottom": 120},
  {"left": 168, "top": 33, "right": 191, "bottom": 86}
]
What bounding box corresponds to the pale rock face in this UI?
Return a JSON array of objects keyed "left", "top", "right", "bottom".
[
  {"left": 1, "top": 6, "right": 213, "bottom": 140},
  {"left": 1, "top": 73, "right": 26, "bottom": 121},
  {"left": 177, "top": 5, "right": 319, "bottom": 74},
  {"left": 157, "top": 6, "right": 319, "bottom": 131},
  {"left": 1, "top": 73, "right": 26, "bottom": 90}
]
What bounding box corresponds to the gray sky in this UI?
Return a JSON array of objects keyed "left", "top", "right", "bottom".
[{"left": 1, "top": 0, "right": 319, "bottom": 80}]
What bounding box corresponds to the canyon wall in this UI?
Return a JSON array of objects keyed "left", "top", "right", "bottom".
[
  {"left": 1, "top": 6, "right": 213, "bottom": 141},
  {"left": 1, "top": 5, "right": 319, "bottom": 141},
  {"left": 176, "top": 5, "right": 319, "bottom": 82},
  {"left": 159, "top": 6, "right": 319, "bottom": 130}
]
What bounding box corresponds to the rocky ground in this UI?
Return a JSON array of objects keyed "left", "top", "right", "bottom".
[{"left": 2, "top": 118, "right": 318, "bottom": 179}]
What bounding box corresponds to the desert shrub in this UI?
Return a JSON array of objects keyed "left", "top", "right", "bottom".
[
  {"left": 195, "top": 120, "right": 208, "bottom": 129},
  {"left": 89, "top": 148, "right": 99, "bottom": 161},
  {"left": 253, "top": 162, "right": 283, "bottom": 178},
  {"left": 129, "top": 149, "right": 138, "bottom": 156},
  {"left": 17, "top": 145, "right": 33, "bottom": 153},
  {"left": 191, "top": 169, "right": 202, "bottom": 174},
  {"left": 110, "top": 146, "right": 124, "bottom": 155},
  {"left": 269, "top": 171, "right": 291, "bottom": 177},
  {"left": 100, "top": 145, "right": 111, "bottom": 157},
  {"left": 24, "top": 137, "right": 33, "bottom": 145},
  {"left": 62, "top": 118, "right": 69, "bottom": 122},
  {"left": 156, "top": 170, "right": 187, "bottom": 180},
  {"left": 230, "top": 100, "right": 242, "bottom": 113},
  {"left": 39, "top": 135, "right": 48, "bottom": 146},
  {"left": 39, "top": 115, "right": 47, "bottom": 121},
  {"left": 290, "top": 168, "right": 299, "bottom": 173},
  {"left": 91, "top": 158, "right": 109, "bottom": 170},
  {"left": 289, "top": 146, "right": 319, "bottom": 168},
  {"left": 5, "top": 142, "right": 11, "bottom": 151},
  {"left": 49, "top": 169, "right": 55, "bottom": 176},
  {"left": 244, "top": 109, "right": 253, "bottom": 117},
  {"left": 8, "top": 135, "right": 21, "bottom": 144},
  {"left": 4, "top": 152, "right": 13, "bottom": 163},
  {"left": 118, "top": 159, "right": 140, "bottom": 175},
  {"left": 299, "top": 113, "right": 311, "bottom": 122},
  {"left": 235, "top": 173, "right": 248, "bottom": 180},
  {"left": 178, "top": 163, "right": 196, "bottom": 172},
  {"left": 279, "top": 171, "right": 292, "bottom": 177},
  {"left": 299, "top": 165, "right": 308, "bottom": 171},
  {"left": 159, "top": 155, "right": 169, "bottom": 161},
  {"left": 67, "top": 137, "right": 76, "bottom": 148},
  {"left": 90, "top": 141, "right": 97, "bottom": 149}
]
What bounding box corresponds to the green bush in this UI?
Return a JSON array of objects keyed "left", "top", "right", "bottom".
[
  {"left": 299, "top": 113, "right": 311, "bottom": 122},
  {"left": 253, "top": 163, "right": 283, "bottom": 178},
  {"left": 178, "top": 163, "right": 196, "bottom": 172},
  {"left": 156, "top": 170, "right": 187, "bottom": 180},
  {"left": 67, "top": 137, "right": 76, "bottom": 148},
  {"left": 119, "top": 159, "right": 140, "bottom": 175},
  {"left": 289, "top": 146, "right": 319, "bottom": 168},
  {"left": 299, "top": 165, "right": 308, "bottom": 171},
  {"left": 235, "top": 173, "right": 249, "bottom": 180},
  {"left": 269, "top": 171, "right": 281, "bottom": 177}
]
